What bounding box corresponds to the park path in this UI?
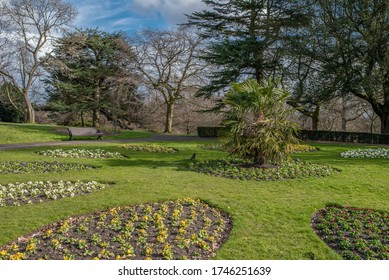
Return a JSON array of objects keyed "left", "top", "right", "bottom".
[{"left": 0, "top": 134, "right": 208, "bottom": 151}]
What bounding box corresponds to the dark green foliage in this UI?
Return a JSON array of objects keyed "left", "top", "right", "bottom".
[
  {"left": 299, "top": 130, "right": 389, "bottom": 144},
  {"left": 44, "top": 28, "right": 141, "bottom": 127},
  {"left": 186, "top": 0, "right": 309, "bottom": 95},
  {"left": 0, "top": 83, "right": 25, "bottom": 122}
]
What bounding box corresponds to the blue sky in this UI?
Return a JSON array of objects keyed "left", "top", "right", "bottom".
[{"left": 68, "top": 0, "right": 206, "bottom": 34}]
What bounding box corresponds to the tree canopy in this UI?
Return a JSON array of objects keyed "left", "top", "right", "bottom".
[{"left": 44, "top": 28, "right": 141, "bottom": 127}]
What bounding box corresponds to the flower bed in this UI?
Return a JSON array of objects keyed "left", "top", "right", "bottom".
[
  {"left": 0, "top": 161, "right": 94, "bottom": 174},
  {"left": 122, "top": 144, "right": 177, "bottom": 153},
  {"left": 311, "top": 205, "right": 389, "bottom": 260},
  {"left": 188, "top": 159, "right": 337, "bottom": 180},
  {"left": 287, "top": 144, "right": 318, "bottom": 153},
  {"left": 0, "top": 198, "right": 232, "bottom": 260},
  {"left": 36, "top": 149, "right": 125, "bottom": 159},
  {"left": 340, "top": 148, "right": 389, "bottom": 159},
  {"left": 0, "top": 181, "right": 110, "bottom": 207}
]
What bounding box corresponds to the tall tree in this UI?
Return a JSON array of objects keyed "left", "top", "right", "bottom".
[
  {"left": 303, "top": 0, "right": 389, "bottom": 133},
  {"left": 0, "top": 0, "right": 77, "bottom": 123},
  {"left": 45, "top": 28, "right": 140, "bottom": 127},
  {"left": 133, "top": 27, "right": 206, "bottom": 133},
  {"left": 186, "top": 0, "right": 309, "bottom": 95}
]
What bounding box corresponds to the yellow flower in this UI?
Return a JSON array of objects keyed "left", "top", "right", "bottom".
[
  {"left": 9, "top": 252, "right": 24, "bottom": 260},
  {"left": 0, "top": 250, "right": 8, "bottom": 257},
  {"left": 115, "top": 255, "right": 121, "bottom": 260},
  {"left": 9, "top": 244, "right": 18, "bottom": 251},
  {"left": 26, "top": 243, "right": 36, "bottom": 252},
  {"left": 141, "top": 215, "right": 149, "bottom": 222}
]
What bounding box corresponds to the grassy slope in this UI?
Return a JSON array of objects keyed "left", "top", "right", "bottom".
[
  {"left": 0, "top": 122, "right": 152, "bottom": 144},
  {"left": 0, "top": 140, "right": 388, "bottom": 260}
]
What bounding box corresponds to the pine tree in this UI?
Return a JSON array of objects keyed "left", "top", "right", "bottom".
[
  {"left": 44, "top": 28, "right": 139, "bottom": 127},
  {"left": 186, "top": 0, "right": 309, "bottom": 95}
]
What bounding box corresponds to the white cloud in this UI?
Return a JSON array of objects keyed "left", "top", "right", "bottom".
[{"left": 68, "top": 0, "right": 207, "bottom": 32}]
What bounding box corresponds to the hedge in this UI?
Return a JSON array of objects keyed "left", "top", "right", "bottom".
[
  {"left": 197, "top": 127, "right": 224, "bottom": 138},
  {"left": 197, "top": 126, "right": 389, "bottom": 144},
  {"left": 299, "top": 130, "right": 389, "bottom": 144}
]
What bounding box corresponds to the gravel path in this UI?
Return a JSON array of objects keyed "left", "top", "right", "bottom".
[{"left": 0, "top": 134, "right": 211, "bottom": 151}]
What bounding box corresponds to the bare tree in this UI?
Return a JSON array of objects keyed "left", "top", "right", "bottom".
[
  {"left": 0, "top": 0, "right": 77, "bottom": 123},
  {"left": 133, "top": 27, "right": 206, "bottom": 133}
]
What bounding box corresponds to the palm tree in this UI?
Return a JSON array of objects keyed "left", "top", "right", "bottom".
[{"left": 222, "top": 79, "right": 299, "bottom": 166}]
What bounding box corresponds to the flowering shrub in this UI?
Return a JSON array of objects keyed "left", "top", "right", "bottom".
[
  {"left": 0, "top": 181, "right": 110, "bottom": 207},
  {"left": 36, "top": 149, "right": 125, "bottom": 159},
  {"left": 311, "top": 206, "right": 389, "bottom": 260},
  {"left": 0, "top": 161, "right": 94, "bottom": 174},
  {"left": 287, "top": 144, "right": 318, "bottom": 153},
  {"left": 188, "top": 159, "right": 337, "bottom": 180},
  {"left": 0, "top": 198, "right": 232, "bottom": 260},
  {"left": 340, "top": 148, "right": 389, "bottom": 159},
  {"left": 122, "top": 144, "right": 177, "bottom": 153}
]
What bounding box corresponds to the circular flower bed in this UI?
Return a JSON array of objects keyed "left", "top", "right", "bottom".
[
  {"left": 0, "top": 181, "right": 110, "bottom": 207},
  {"left": 36, "top": 149, "right": 125, "bottom": 159},
  {"left": 340, "top": 148, "right": 389, "bottom": 159},
  {"left": 0, "top": 198, "right": 232, "bottom": 260},
  {"left": 188, "top": 159, "right": 337, "bottom": 180},
  {"left": 0, "top": 161, "right": 94, "bottom": 174},
  {"left": 311, "top": 205, "right": 389, "bottom": 260},
  {"left": 122, "top": 144, "right": 177, "bottom": 153}
]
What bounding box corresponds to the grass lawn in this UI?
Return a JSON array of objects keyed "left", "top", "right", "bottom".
[
  {"left": 0, "top": 122, "right": 152, "bottom": 144},
  {"left": 0, "top": 137, "right": 388, "bottom": 259}
]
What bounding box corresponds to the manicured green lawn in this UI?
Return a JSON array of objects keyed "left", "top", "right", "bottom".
[
  {"left": 0, "top": 122, "right": 152, "bottom": 144},
  {"left": 0, "top": 140, "right": 388, "bottom": 259}
]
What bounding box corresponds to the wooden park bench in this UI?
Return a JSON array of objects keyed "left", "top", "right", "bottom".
[{"left": 67, "top": 127, "right": 106, "bottom": 141}]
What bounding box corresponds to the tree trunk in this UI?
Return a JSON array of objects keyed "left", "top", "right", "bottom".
[
  {"left": 164, "top": 102, "right": 174, "bottom": 133},
  {"left": 81, "top": 112, "right": 85, "bottom": 127},
  {"left": 311, "top": 106, "right": 320, "bottom": 131},
  {"left": 341, "top": 97, "right": 347, "bottom": 131},
  {"left": 23, "top": 93, "right": 35, "bottom": 123},
  {"left": 92, "top": 109, "right": 100, "bottom": 127},
  {"left": 253, "top": 149, "right": 265, "bottom": 166},
  {"left": 380, "top": 110, "right": 389, "bottom": 134}
]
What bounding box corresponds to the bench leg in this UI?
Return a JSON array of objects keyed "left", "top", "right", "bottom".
[
  {"left": 97, "top": 135, "right": 102, "bottom": 140},
  {"left": 69, "top": 135, "right": 73, "bottom": 141}
]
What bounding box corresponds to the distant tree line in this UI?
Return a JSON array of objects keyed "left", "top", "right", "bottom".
[{"left": 0, "top": 0, "right": 388, "bottom": 134}]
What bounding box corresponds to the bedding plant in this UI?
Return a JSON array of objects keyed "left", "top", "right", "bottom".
[
  {"left": 311, "top": 205, "right": 389, "bottom": 260},
  {"left": 0, "top": 161, "right": 94, "bottom": 174},
  {"left": 0, "top": 198, "right": 232, "bottom": 260},
  {"left": 340, "top": 148, "right": 389, "bottom": 159},
  {"left": 188, "top": 159, "right": 337, "bottom": 180},
  {"left": 36, "top": 149, "right": 125, "bottom": 159},
  {"left": 122, "top": 144, "right": 177, "bottom": 153},
  {"left": 0, "top": 181, "right": 111, "bottom": 207}
]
